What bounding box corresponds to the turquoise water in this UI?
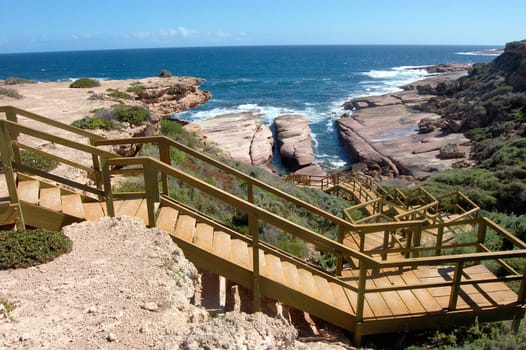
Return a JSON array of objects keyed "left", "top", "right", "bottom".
[{"left": 0, "top": 45, "right": 497, "bottom": 171}]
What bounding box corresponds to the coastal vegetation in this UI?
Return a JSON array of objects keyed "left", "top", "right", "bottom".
[
  {"left": 0, "top": 87, "right": 22, "bottom": 99},
  {"left": 69, "top": 78, "right": 100, "bottom": 88},
  {"left": 0, "top": 228, "right": 72, "bottom": 269},
  {"left": 4, "top": 77, "right": 36, "bottom": 85},
  {"left": 20, "top": 150, "right": 59, "bottom": 172},
  {"left": 71, "top": 104, "right": 151, "bottom": 130}
]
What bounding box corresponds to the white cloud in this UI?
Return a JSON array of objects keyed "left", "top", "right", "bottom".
[
  {"left": 160, "top": 26, "right": 196, "bottom": 39},
  {"left": 132, "top": 31, "right": 151, "bottom": 39}
]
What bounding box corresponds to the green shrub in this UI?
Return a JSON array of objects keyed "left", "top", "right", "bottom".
[
  {"left": 4, "top": 77, "right": 36, "bottom": 85},
  {"left": 69, "top": 78, "right": 100, "bottom": 88},
  {"left": 106, "top": 88, "right": 133, "bottom": 100},
  {"left": 112, "top": 105, "right": 149, "bottom": 125},
  {"left": 71, "top": 116, "right": 117, "bottom": 130},
  {"left": 126, "top": 85, "right": 145, "bottom": 95},
  {"left": 0, "top": 87, "right": 22, "bottom": 99},
  {"left": 20, "top": 150, "right": 59, "bottom": 172},
  {"left": 0, "top": 229, "right": 72, "bottom": 269}
]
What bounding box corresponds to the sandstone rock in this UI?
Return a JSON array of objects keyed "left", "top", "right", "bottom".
[
  {"left": 136, "top": 77, "right": 211, "bottom": 119},
  {"left": 423, "top": 63, "right": 472, "bottom": 74},
  {"left": 159, "top": 69, "right": 172, "bottom": 78},
  {"left": 343, "top": 94, "right": 402, "bottom": 110},
  {"left": 439, "top": 143, "right": 465, "bottom": 159},
  {"left": 274, "top": 114, "right": 315, "bottom": 171},
  {"left": 184, "top": 113, "right": 273, "bottom": 167}
]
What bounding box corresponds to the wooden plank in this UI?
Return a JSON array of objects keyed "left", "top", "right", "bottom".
[
  {"left": 39, "top": 187, "right": 62, "bottom": 211},
  {"left": 83, "top": 202, "right": 106, "bottom": 221},
  {"left": 296, "top": 268, "right": 317, "bottom": 298},
  {"left": 61, "top": 194, "right": 85, "bottom": 218},
  {"left": 156, "top": 206, "right": 178, "bottom": 233},
  {"left": 364, "top": 291, "right": 393, "bottom": 318},
  {"left": 193, "top": 223, "right": 214, "bottom": 251},
  {"left": 248, "top": 248, "right": 266, "bottom": 271},
  {"left": 385, "top": 273, "right": 426, "bottom": 314},
  {"left": 329, "top": 282, "right": 355, "bottom": 313},
  {"left": 133, "top": 199, "right": 149, "bottom": 225},
  {"left": 400, "top": 269, "right": 443, "bottom": 313},
  {"left": 212, "top": 230, "right": 231, "bottom": 259},
  {"left": 0, "top": 172, "right": 10, "bottom": 200},
  {"left": 17, "top": 180, "right": 40, "bottom": 204},
  {"left": 116, "top": 199, "right": 142, "bottom": 217},
  {"left": 371, "top": 273, "right": 410, "bottom": 315},
  {"left": 281, "top": 261, "right": 300, "bottom": 288},
  {"left": 263, "top": 254, "right": 285, "bottom": 283},
  {"left": 313, "top": 275, "right": 334, "bottom": 304},
  {"left": 230, "top": 238, "right": 250, "bottom": 268},
  {"left": 174, "top": 215, "right": 196, "bottom": 243}
]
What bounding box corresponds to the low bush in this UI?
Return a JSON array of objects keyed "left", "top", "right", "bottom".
[
  {"left": 71, "top": 116, "right": 116, "bottom": 131},
  {"left": 112, "top": 105, "right": 149, "bottom": 125},
  {"left": 20, "top": 150, "right": 59, "bottom": 172},
  {"left": 0, "top": 87, "right": 22, "bottom": 99},
  {"left": 4, "top": 77, "right": 36, "bottom": 85},
  {"left": 106, "top": 88, "right": 133, "bottom": 100},
  {"left": 0, "top": 229, "right": 72, "bottom": 269},
  {"left": 126, "top": 84, "right": 145, "bottom": 95},
  {"left": 69, "top": 78, "right": 100, "bottom": 88}
]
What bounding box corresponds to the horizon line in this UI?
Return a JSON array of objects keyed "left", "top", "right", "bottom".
[{"left": 0, "top": 43, "right": 504, "bottom": 55}]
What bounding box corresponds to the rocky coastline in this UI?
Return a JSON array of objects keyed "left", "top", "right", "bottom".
[{"left": 337, "top": 63, "right": 474, "bottom": 179}]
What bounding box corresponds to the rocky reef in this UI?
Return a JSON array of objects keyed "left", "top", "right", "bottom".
[{"left": 274, "top": 114, "right": 315, "bottom": 171}]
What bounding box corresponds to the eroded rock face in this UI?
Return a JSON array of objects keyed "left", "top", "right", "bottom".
[
  {"left": 184, "top": 113, "right": 273, "bottom": 167},
  {"left": 135, "top": 77, "right": 212, "bottom": 119},
  {"left": 274, "top": 114, "right": 315, "bottom": 171}
]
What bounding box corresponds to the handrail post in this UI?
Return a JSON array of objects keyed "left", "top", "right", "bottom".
[
  {"left": 435, "top": 224, "right": 444, "bottom": 256},
  {"left": 249, "top": 208, "right": 261, "bottom": 312},
  {"left": 336, "top": 224, "right": 345, "bottom": 275},
  {"left": 247, "top": 181, "right": 254, "bottom": 203},
  {"left": 4, "top": 109, "right": 21, "bottom": 165},
  {"left": 356, "top": 262, "right": 368, "bottom": 323},
  {"left": 448, "top": 261, "right": 464, "bottom": 310},
  {"left": 101, "top": 158, "right": 115, "bottom": 217},
  {"left": 0, "top": 121, "right": 25, "bottom": 229},
  {"left": 143, "top": 159, "right": 160, "bottom": 227},
  {"left": 88, "top": 139, "right": 103, "bottom": 193},
  {"left": 517, "top": 261, "right": 526, "bottom": 304},
  {"left": 158, "top": 138, "right": 170, "bottom": 195}
]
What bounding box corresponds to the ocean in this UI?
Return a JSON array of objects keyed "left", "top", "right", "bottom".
[{"left": 0, "top": 45, "right": 498, "bottom": 171}]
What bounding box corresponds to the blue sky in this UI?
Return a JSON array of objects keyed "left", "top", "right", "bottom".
[{"left": 1, "top": 0, "right": 525, "bottom": 53}]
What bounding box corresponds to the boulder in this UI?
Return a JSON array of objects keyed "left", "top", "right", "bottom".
[
  {"left": 274, "top": 115, "right": 315, "bottom": 171},
  {"left": 184, "top": 113, "right": 273, "bottom": 167}
]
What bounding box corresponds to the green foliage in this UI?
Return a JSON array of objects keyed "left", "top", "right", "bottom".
[
  {"left": 112, "top": 105, "right": 149, "bottom": 125},
  {"left": 126, "top": 84, "right": 145, "bottom": 95},
  {"left": 0, "top": 298, "right": 15, "bottom": 313},
  {"left": 4, "top": 77, "right": 36, "bottom": 85},
  {"left": 0, "top": 87, "right": 22, "bottom": 99},
  {"left": 106, "top": 88, "right": 133, "bottom": 100},
  {"left": 0, "top": 229, "right": 72, "bottom": 269},
  {"left": 71, "top": 116, "right": 116, "bottom": 130},
  {"left": 69, "top": 78, "right": 100, "bottom": 88},
  {"left": 20, "top": 150, "right": 59, "bottom": 172}
]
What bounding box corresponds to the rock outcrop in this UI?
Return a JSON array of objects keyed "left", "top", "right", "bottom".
[
  {"left": 337, "top": 66, "right": 473, "bottom": 178},
  {"left": 135, "top": 77, "right": 211, "bottom": 119},
  {"left": 274, "top": 114, "right": 315, "bottom": 171},
  {"left": 184, "top": 113, "right": 273, "bottom": 167}
]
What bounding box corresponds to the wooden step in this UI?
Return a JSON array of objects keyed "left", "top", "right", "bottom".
[
  {"left": 174, "top": 215, "right": 196, "bottom": 242},
  {"left": 39, "top": 187, "right": 62, "bottom": 211},
  {"left": 313, "top": 274, "right": 335, "bottom": 304},
  {"left": 0, "top": 173, "right": 10, "bottom": 200},
  {"left": 248, "top": 248, "right": 266, "bottom": 271},
  {"left": 212, "top": 230, "right": 231, "bottom": 260},
  {"left": 329, "top": 282, "right": 355, "bottom": 313},
  {"left": 281, "top": 261, "right": 300, "bottom": 288},
  {"left": 193, "top": 223, "right": 214, "bottom": 251},
  {"left": 262, "top": 254, "right": 285, "bottom": 283},
  {"left": 230, "top": 238, "right": 250, "bottom": 268},
  {"left": 61, "top": 194, "right": 85, "bottom": 218},
  {"left": 297, "top": 268, "right": 317, "bottom": 298},
  {"left": 156, "top": 206, "right": 179, "bottom": 233},
  {"left": 17, "top": 180, "right": 40, "bottom": 204},
  {"left": 116, "top": 199, "right": 143, "bottom": 217},
  {"left": 83, "top": 202, "right": 106, "bottom": 221}
]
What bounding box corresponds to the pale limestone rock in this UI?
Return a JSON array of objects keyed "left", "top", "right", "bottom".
[
  {"left": 274, "top": 114, "right": 315, "bottom": 171},
  {"left": 184, "top": 113, "right": 273, "bottom": 167}
]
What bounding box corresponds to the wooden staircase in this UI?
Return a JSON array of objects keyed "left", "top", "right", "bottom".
[{"left": 2, "top": 105, "right": 526, "bottom": 345}]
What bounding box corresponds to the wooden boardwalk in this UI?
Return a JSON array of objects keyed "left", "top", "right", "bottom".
[{"left": 1, "top": 105, "right": 526, "bottom": 345}]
